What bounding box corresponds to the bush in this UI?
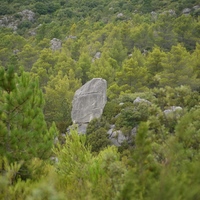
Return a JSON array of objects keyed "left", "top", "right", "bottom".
[
  {"left": 115, "top": 102, "right": 150, "bottom": 129},
  {"left": 17, "top": 20, "right": 32, "bottom": 29},
  {"left": 103, "top": 101, "right": 120, "bottom": 123},
  {"left": 86, "top": 127, "right": 111, "bottom": 153},
  {"left": 34, "top": 3, "right": 48, "bottom": 15},
  {"left": 86, "top": 117, "right": 109, "bottom": 135}
]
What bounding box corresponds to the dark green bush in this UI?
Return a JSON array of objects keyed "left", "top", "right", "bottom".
[
  {"left": 103, "top": 101, "right": 121, "bottom": 123},
  {"left": 86, "top": 127, "right": 111, "bottom": 153},
  {"left": 34, "top": 2, "right": 48, "bottom": 15},
  {"left": 17, "top": 20, "right": 32, "bottom": 29}
]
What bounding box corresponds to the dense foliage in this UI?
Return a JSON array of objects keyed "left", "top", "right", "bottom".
[{"left": 0, "top": 0, "right": 200, "bottom": 199}]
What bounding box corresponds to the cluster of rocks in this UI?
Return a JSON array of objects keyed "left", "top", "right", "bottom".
[
  {"left": 150, "top": 5, "right": 200, "bottom": 21},
  {"left": 0, "top": 9, "right": 35, "bottom": 31},
  {"left": 70, "top": 78, "right": 184, "bottom": 146},
  {"left": 50, "top": 38, "right": 62, "bottom": 51},
  {"left": 182, "top": 5, "right": 200, "bottom": 15},
  {"left": 107, "top": 125, "right": 137, "bottom": 146}
]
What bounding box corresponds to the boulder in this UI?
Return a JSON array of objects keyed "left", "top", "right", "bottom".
[
  {"left": 71, "top": 78, "right": 107, "bottom": 124},
  {"left": 66, "top": 35, "right": 77, "bottom": 39},
  {"left": 133, "top": 97, "right": 151, "bottom": 105},
  {"left": 162, "top": 9, "right": 176, "bottom": 16},
  {"left": 182, "top": 8, "right": 191, "bottom": 14},
  {"left": 19, "top": 10, "right": 35, "bottom": 22},
  {"left": 50, "top": 38, "right": 62, "bottom": 51},
  {"left": 108, "top": 128, "right": 127, "bottom": 147},
  {"left": 164, "top": 106, "right": 182, "bottom": 115},
  {"left": 193, "top": 5, "right": 200, "bottom": 10},
  {"left": 92, "top": 52, "right": 101, "bottom": 62},
  {"left": 151, "top": 11, "right": 157, "bottom": 21},
  {"left": 107, "top": 124, "right": 136, "bottom": 146},
  {"left": 117, "top": 13, "right": 124, "bottom": 18}
]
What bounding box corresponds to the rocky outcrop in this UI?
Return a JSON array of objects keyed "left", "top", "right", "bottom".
[
  {"left": 65, "top": 35, "right": 77, "bottom": 40},
  {"left": 18, "top": 9, "right": 35, "bottom": 22},
  {"left": 164, "top": 106, "right": 182, "bottom": 115},
  {"left": 133, "top": 97, "right": 151, "bottom": 105},
  {"left": 92, "top": 52, "right": 101, "bottom": 62},
  {"left": 71, "top": 78, "right": 107, "bottom": 124},
  {"left": 0, "top": 9, "right": 35, "bottom": 31},
  {"left": 107, "top": 125, "right": 137, "bottom": 146},
  {"left": 182, "top": 8, "right": 191, "bottom": 14},
  {"left": 50, "top": 38, "right": 62, "bottom": 51},
  {"left": 0, "top": 16, "right": 17, "bottom": 30},
  {"left": 117, "top": 13, "right": 124, "bottom": 18}
]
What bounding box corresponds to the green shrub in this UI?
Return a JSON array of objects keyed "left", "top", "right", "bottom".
[{"left": 86, "top": 127, "right": 111, "bottom": 153}]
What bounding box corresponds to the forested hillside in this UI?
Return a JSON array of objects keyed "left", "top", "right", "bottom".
[{"left": 0, "top": 0, "right": 200, "bottom": 199}]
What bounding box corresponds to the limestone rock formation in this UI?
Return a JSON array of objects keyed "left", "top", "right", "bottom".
[
  {"left": 133, "top": 97, "right": 151, "bottom": 105},
  {"left": 182, "top": 8, "right": 191, "bottom": 14},
  {"left": 117, "top": 13, "right": 124, "bottom": 18},
  {"left": 164, "top": 106, "right": 182, "bottom": 115},
  {"left": 71, "top": 78, "right": 107, "bottom": 124},
  {"left": 0, "top": 9, "right": 35, "bottom": 31},
  {"left": 50, "top": 38, "right": 62, "bottom": 51},
  {"left": 92, "top": 52, "right": 101, "bottom": 62},
  {"left": 18, "top": 9, "right": 35, "bottom": 22}
]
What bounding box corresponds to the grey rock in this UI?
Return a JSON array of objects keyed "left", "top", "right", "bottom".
[
  {"left": 164, "top": 106, "right": 182, "bottom": 115},
  {"left": 193, "top": 5, "right": 200, "bottom": 10},
  {"left": 182, "top": 8, "right": 191, "bottom": 14},
  {"left": 18, "top": 10, "right": 35, "bottom": 22},
  {"left": 7, "top": 23, "right": 17, "bottom": 31},
  {"left": 133, "top": 97, "right": 151, "bottom": 105},
  {"left": 128, "top": 54, "right": 132, "bottom": 58},
  {"left": 107, "top": 124, "right": 136, "bottom": 146},
  {"left": 77, "top": 123, "right": 88, "bottom": 134},
  {"left": 131, "top": 127, "right": 137, "bottom": 136},
  {"left": 0, "top": 16, "right": 18, "bottom": 30},
  {"left": 50, "top": 38, "right": 62, "bottom": 51},
  {"left": 92, "top": 52, "right": 101, "bottom": 62},
  {"left": 29, "top": 24, "right": 42, "bottom": 36},
  {"left": 117, "top": 13, "right": 124, "bottom": 18},
  {"left": 71, "top": 78, "right": 107, "bottom": 123},
  {"left": 13, "top": 49, "right": 19, "bottom": 54},
  {"left": 94, "top": 52, "right": 101, "bottom": 59},
  {"left": 0, "top": 9, "right": 35, "bottom": 31},
  {"left": 109, "top": 130, "right": 126, "bottom": 146},
  {"left": 162, "top": 10, "right": 176, "bottom": 16},
  {"left": 67, "top": 35, "right": 77, "bottom": 39},
  {"left": 168, "top": 9, "right": 176, "bottom": 15},
  {"left": 151, "top": 11, "right": 157, "bottom": 21}
]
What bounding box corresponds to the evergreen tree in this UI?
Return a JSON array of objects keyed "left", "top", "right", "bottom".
[
  {"left": 159, "top": 44, "right": 200, "bottom": 89},
  {"left": 0, "top": 65, "right": 57, "bottom": 176},
  {"left": 146, "top": 46, "right": 166, "bottom": 88},
  {"left": 116, "top": 47, "right": 148, "bottom": 93},
  {"left": 44, "top": 70, "right": 81, "bottom": 132}
]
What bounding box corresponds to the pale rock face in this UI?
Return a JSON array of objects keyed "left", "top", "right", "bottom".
[
  {"left": 133, "top": 97, "right": 151, "bottom": 105},
  {"left": 50, "top": 38, "right": 62, "bottom": 51},
  {"left": 117, "top": 13, "right": 124, "bottom": 18},
  {"left": 71, "top": 78, "right": 107, "bottom": 124},
  {"left": 0, "top": 9, "right": 35, "bottom": 31},
  {"left": 164, "top": 106, "right": 182, "bottom": 115},
  {"left": 92, "top": 52, "right": 101, "bottom": 62},
  {"left": 182, "top": 8, "right": 191, "bottom": 14},
  {"left": 19, "top": 9, "right": 35, "bottom": 22}
]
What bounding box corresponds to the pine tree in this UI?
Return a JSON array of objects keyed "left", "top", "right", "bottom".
[
  {"left": 0, "top": 65, "right": 57, "bottom": 176},
  {"left": 44, "top": 70, "right": 81, "bottom": 132},
  {"left": 159, "top": 44, "right": 200, "bottom": 89},
  {"left": 116, "top": 47, "right": 148, "bottom": 93}
]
